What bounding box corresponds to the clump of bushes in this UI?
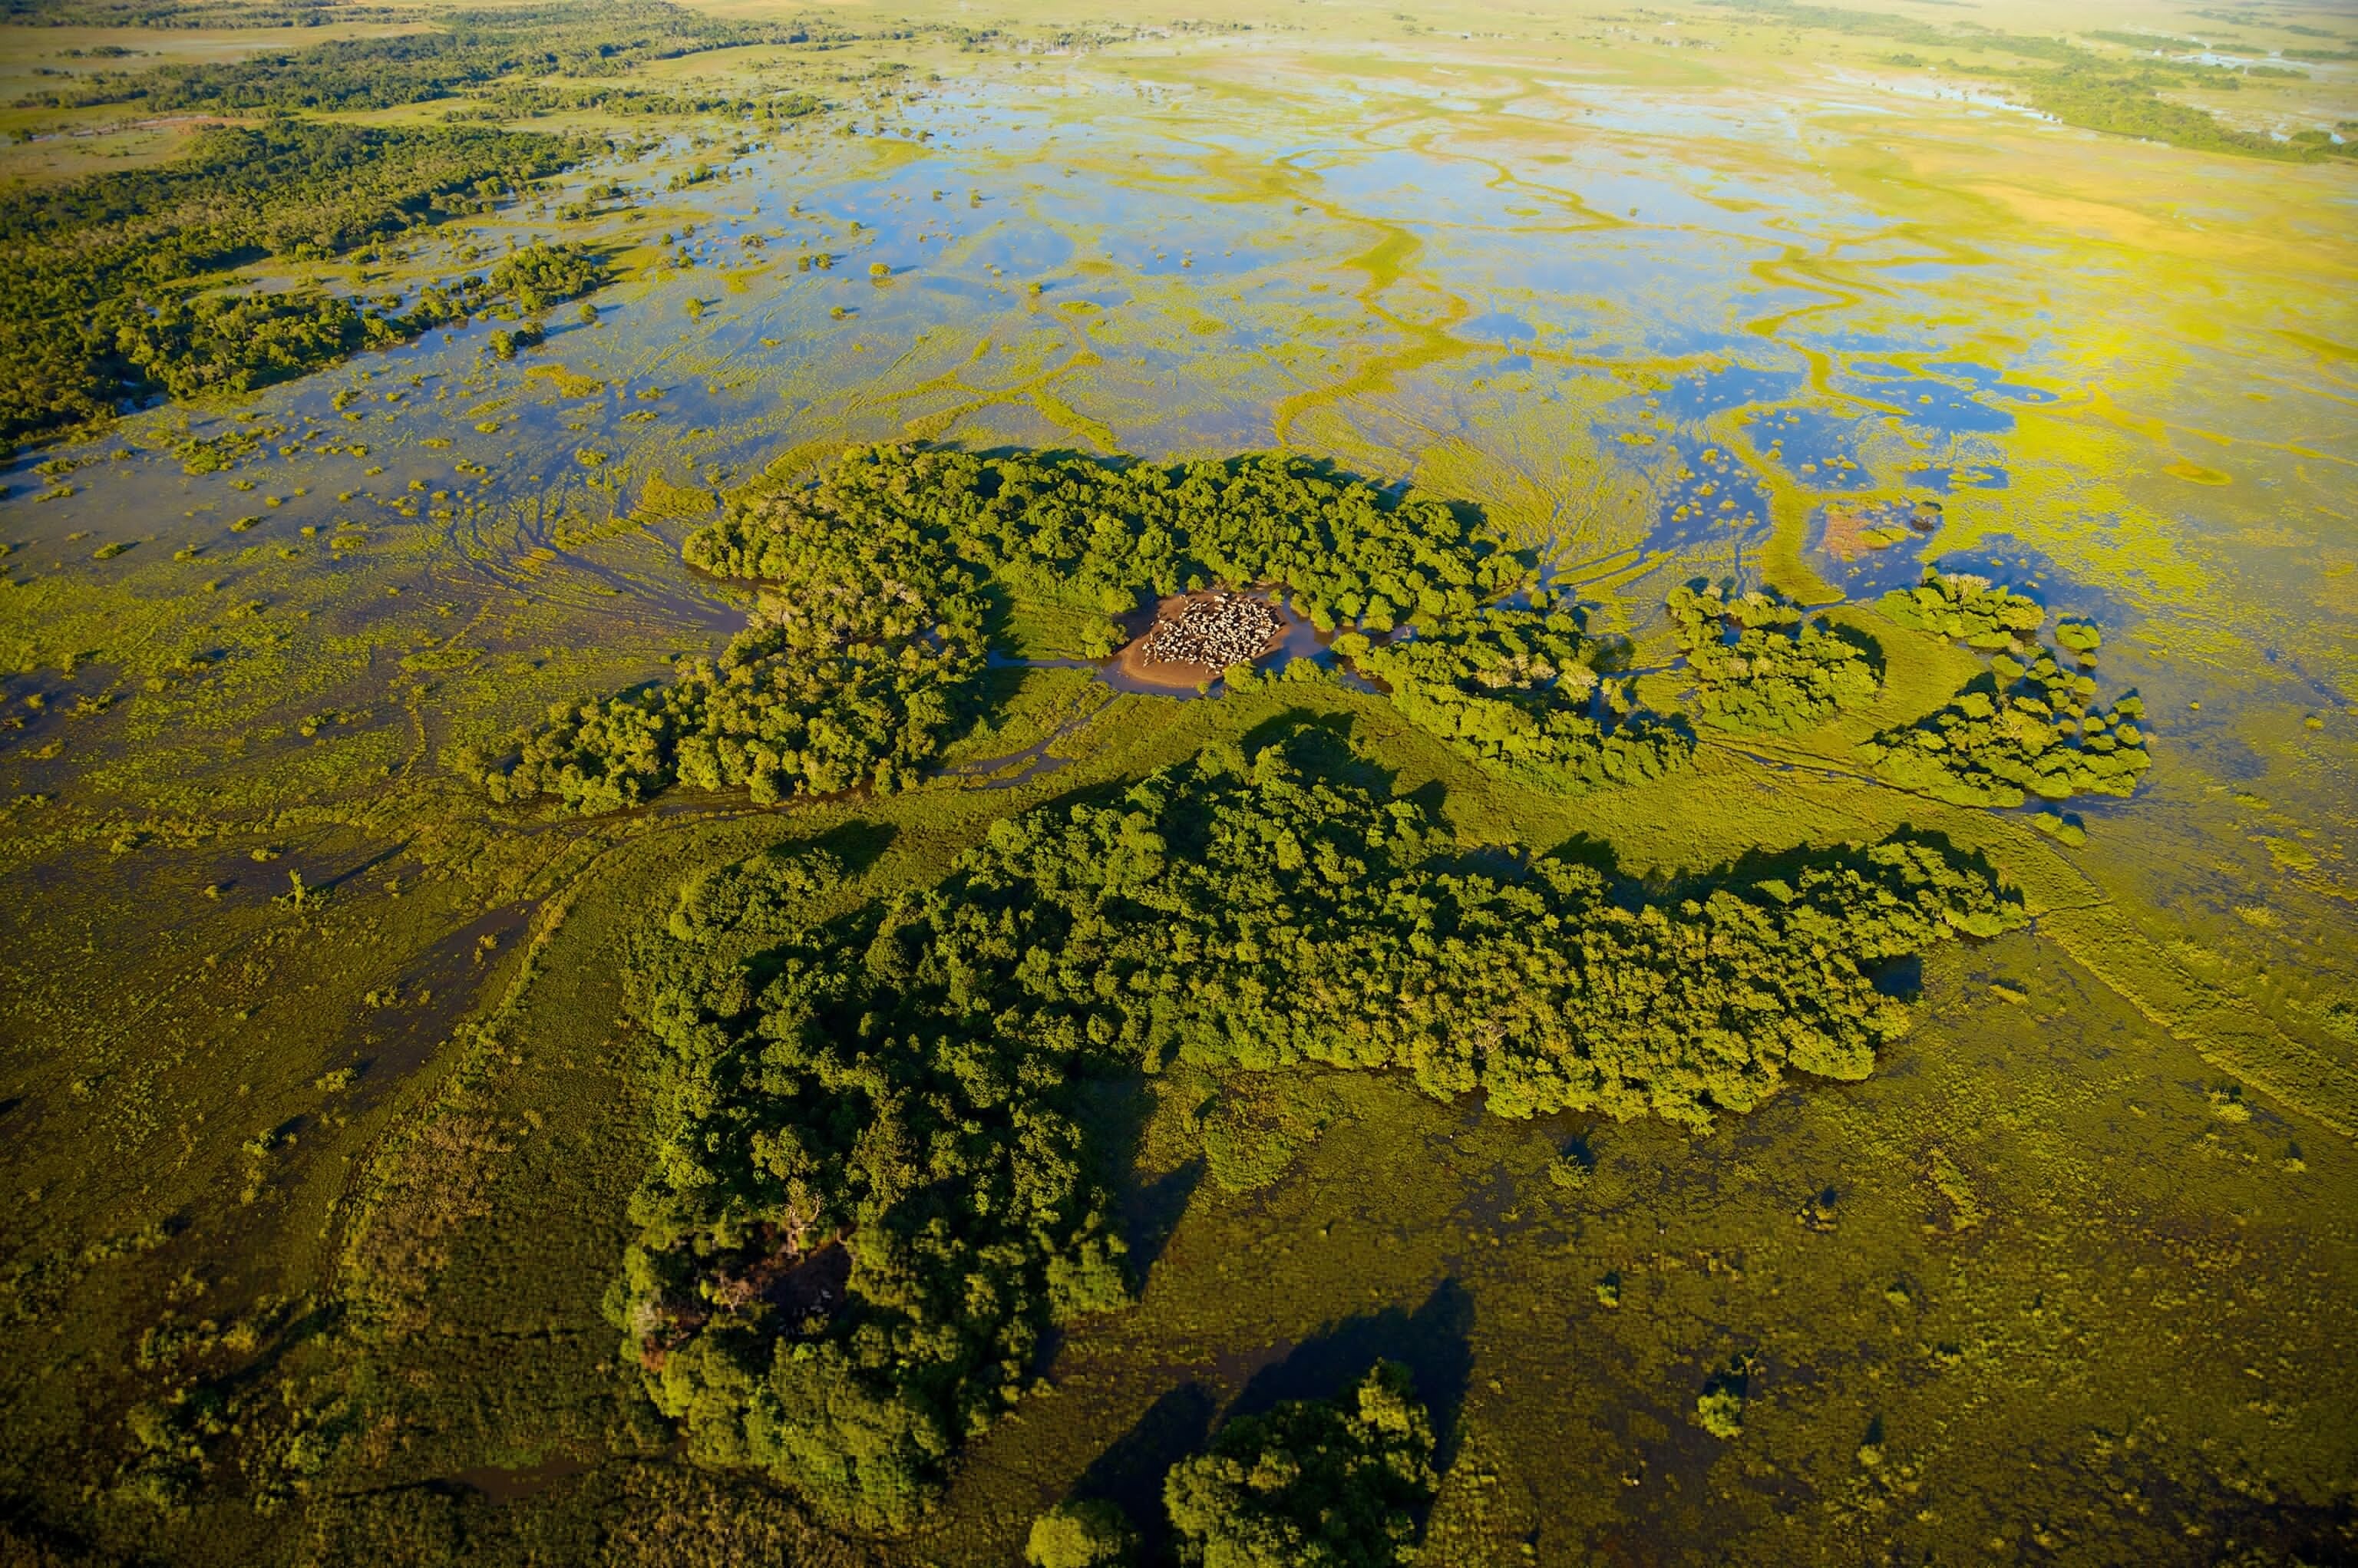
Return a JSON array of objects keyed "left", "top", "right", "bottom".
[
  {"left": 1164, "top": 1362, "right": 1436, "bottom": 1567},
  {"left": 1863, "top": 573, "right": 2148, "bottom": 806},
  {"left": 1666, "top": 582, "right": 1879, "bottom": 732},
  {"left": 1336, "top": 594, "right": 1690, "bottom": 789}
]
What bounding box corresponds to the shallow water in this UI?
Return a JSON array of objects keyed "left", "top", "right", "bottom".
[{"left": 4, "top": 29, "right": 2354, "bottom": 1567}]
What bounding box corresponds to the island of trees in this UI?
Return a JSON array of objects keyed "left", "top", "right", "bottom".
[
  {"left": 1024, "top": 1363, "right": 1434, "bottom": 1567},
  {"left": 1862, "top": 573, "right": 2149, "bottom": 805},
  {"left": 615, "top": 733, "right": 2025, "bottom": 1526},
  {"left": 481, "top": 443, "right": 1706, "bottom": 809},
  {"left": 1665, "top": 581, "right": 1881, "bottom": 733},
  {"left": 484, "top": 447, "right": 2154, "bottom": 827}
]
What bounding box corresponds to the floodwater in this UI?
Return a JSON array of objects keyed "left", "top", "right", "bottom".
[
  {"left": 8, "top": 54, "right": 2346, "bottom": 980},
  {"left": 4, "top": 33, "right": 2353, "bottom": 1566},
  {"left": 5, "top": 48, "right": 2347, "bottom": 984}
]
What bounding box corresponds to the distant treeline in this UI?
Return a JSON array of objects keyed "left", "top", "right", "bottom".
[
  {"left": 441, "top": 82, "right": 827, "bottom": 123},
  {"left": 12, "top": 1, "right": 852, "bottom": 112},
  {"left": 1705, "top": 0, "right": 2355, "bottom": 161},
  {"left": 0, "top": 120, "right": 605, "bottom": 447},
  {"left": 0, "top": 0, "right": 405, "bottom": 25}
]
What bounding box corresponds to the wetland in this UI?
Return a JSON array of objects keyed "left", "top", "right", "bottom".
[{"left": 0, "top": 0, "right": 2353, "bottom": 1564}]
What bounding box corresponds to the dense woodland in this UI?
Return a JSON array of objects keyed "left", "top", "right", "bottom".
[
  {"left": 616, "top": 734, "right": 2023, "bottom": 1523},
  {"left": 1335, "top": 602, "right": 1689, "bottom": 789},
  {"left": 0, "top": 120, "right": 605, "bottom": 446},
  {"left": 1863, "top": 574, "right": 2149, "bottom": 805},
  {"left": 484, "top": 442, "right": 1572, "bottom": 809}
]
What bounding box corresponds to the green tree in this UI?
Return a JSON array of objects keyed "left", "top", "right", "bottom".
[
  {"left": 1163, "top": 1362, "right": 1436, "bottom": 1568},
  {"left": 1027, "top": 1500, "right": 1137, "bottom": 1568}
]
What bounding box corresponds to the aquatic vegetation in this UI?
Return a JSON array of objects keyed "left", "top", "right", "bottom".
[
  {"left": 1666, "top": 583, "right": 1880, "bottom": 733},
  {"left": 1162, "top": 1362, "right": 1435, "bottom": 1568},
  {"left": 616, "top": 734, "right": 2021, "bottom": 1521}
]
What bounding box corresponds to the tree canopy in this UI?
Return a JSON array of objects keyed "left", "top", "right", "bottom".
[
  {"left": 614, "top": 734, "right": 2024, "bottom": 1524},
  {"left": 1666, "top": 582, "right": 1880, "bottom": 733},
  {"left": 1163, "top": 1362, "right": 1437, "bottom": 1568},
  {"left": 490, "top": 442, "right": 1550, "bottom": 808},
  {"left": 1334, "top": 596, "right": 1690, "bottom": 789},
  {"left": 1863, "top": 573, "right": 2149, "bottom": 806},
  {"left": 0, "top": 120, "right": 601, "bottom": 446}
]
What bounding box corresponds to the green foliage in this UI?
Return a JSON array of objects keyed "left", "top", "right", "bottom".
[
  {"left": 1336, "top": 594, "right": 1689, "bottom": 789},
  {"left": 1864, "top": 580, "right": 2148, "bottom": 806},
  {"left": 615, "top": 735, "right": 2021, "bottom": 1522},
  {"left": 0, "top": 121, "right": 594, "bottom": 445},
  {"left": 487, "top": 241, "right": 608, "bottom": 312},
  {"left": 2013, "top": 66, "right": 2337, "bottom": 160},
  {"left": 499, "top": 442, "right": 1531, "bottom": 812},
  {"left": 1666, "top": 583, "right": 1879, "bottom": 732},
  {"left": 117, "top": 289, "right": 375, "bottom": 401},
  {"left": 1876, "top": 572, "right": 2046, "bottom": 649},
  {"left": 1027, "top": 1498, "right": 1138, "bottom": 1567},
  {"left": 14, "top": 1, "right": 827, "bottom": 112},
  {"left": 686, "top": 442, "right": 1524, "bottom": 631},
  {"left": 1162, "top": 1362, "right": 1436, "bottom": 1568},
  {"left": 1696, "top": 1379, "right": 1746, "bottom": 1439},
  {"left": 492, "top": 455, "right": 989, "bottom": 810},
  {"left": 617, "top": 839, "right": 1130, "bottom": 1529}
]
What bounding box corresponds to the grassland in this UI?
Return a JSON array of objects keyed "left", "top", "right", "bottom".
[{"left": 0, "top": 0, "right": 2352, "bottom": 1563}]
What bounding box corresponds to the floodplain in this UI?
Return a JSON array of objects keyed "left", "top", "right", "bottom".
[{"left": 0, "top": 0, "right": 2353, "bottom": 1563}]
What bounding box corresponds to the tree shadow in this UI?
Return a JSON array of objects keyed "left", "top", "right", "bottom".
[
  {"left": 1538, "top": 830, "right": 1621, "bottom": 876},
  {"left": 1070, "top": 1070, "right": 1203, "bottom": 1287},
  {"left": 794, "top": 817, "right": 898, "bottom": 878},
  {"left": 1224, "top": 1276, "right": 1478, "bottom": 1474},
  {"left": 1873, "top": 953, "right": 1923, "bottom": 1000},
  {"left": 1825, "top": 618, "right": 1887, "bottom": 678},
  {"left": 1681, "top": 823, "right": 2005, "bottom": 902},
  {"left": 1068, "top": 1380, "right": 1220, "bottom": 1560},
  {"left": 1121, "top": 1157, "right": 1203, "bottom": 1282},
  {"left": 1233, "top": 709, "right": 1401, "bottom": 800}
]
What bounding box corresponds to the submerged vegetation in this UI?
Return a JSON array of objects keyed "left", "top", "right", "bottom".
[{"left": 617, "top": 734, "right": 2023, "bottom": 1522}]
